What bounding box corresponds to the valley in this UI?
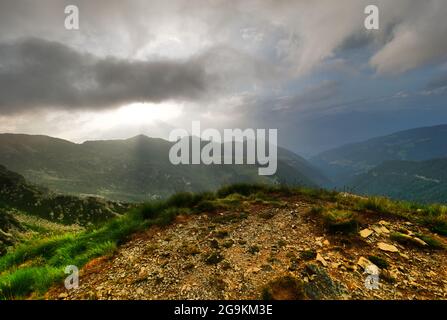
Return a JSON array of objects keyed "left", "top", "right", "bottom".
[
  {"left": 312, "top": 124, "right": 447, "bottom": 204},
  {"left": 0, "top": 134, "right": 325, "bottom": 202},
  {"left": 1, "top": 125, "right": 447, "bottom": 300},
  {"left": 2, "top": 0, "right": 447, "bottom": 305}
]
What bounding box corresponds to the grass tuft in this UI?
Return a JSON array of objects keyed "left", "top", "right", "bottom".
[
  {"left": 322, "top": 210, "right": 359, "bottom": 234},
  {"left": 415, "top": 233, "right": 445, "bottom": 250}
]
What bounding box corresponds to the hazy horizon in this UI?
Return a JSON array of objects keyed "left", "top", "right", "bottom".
[
  {"left": 2, "top": 121, "right": 447, "bottom": 158},
  {"left": 1, "top": 0, "right": 447, "bottom": 156}
]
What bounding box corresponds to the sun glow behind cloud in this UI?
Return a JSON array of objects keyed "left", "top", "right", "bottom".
[
  {"left": 85, "top": 102, "right": 183, "bottom": 129},
  {"left": 118, "top": 102, "right": 182, "bottom": 123},
  {"left": 30, "top": 102, "right": 186, "bottom": 143}
]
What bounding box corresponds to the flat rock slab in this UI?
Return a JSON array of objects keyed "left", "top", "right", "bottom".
[
  {"left": 377, "top": 242, "right": 399, "bottom": 252},
  {"left": 359, "top": 228, "right": 374, "bottom": 238}
]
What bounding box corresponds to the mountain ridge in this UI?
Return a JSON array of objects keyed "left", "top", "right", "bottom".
[
  {"left": 0, "top": 133, "right": 327, "bottom": 202},
  {"left": 312, "top": 124, "right": 447, "bottom": 187}
]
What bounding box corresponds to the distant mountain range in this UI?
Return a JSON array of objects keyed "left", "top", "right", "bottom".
[
  {"left": 3, "top": 124, "right": 447, "bottom": 206},
  {"left": 313, "top": 124, "right": 447, "bottom": 185},
  {"left": 312, "top": 124, "right": 447, "bottom": 203},
  {"left": 0, "top": 134, "right": 327, "bottom": 202}
]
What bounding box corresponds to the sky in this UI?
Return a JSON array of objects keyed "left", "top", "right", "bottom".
[{"left": 0, "top": 0, "right": 447, "bottom": 156}]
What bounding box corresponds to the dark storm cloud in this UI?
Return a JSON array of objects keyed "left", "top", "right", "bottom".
[
  {"left": 273, "top": 80, "right": 340, "bottom": 112},
  {"left": 2, "top": 0, "right": 447, "bottom": 155},
  {"left": 427, "top": 73, "right": 447, "bottom": 90},
  {"left": 0, "top": 38, "right": 211, "bottom": 114}
]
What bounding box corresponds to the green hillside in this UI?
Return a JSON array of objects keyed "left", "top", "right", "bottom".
[
  {"left": 0, "top": 165, "right": 128, "bottom": 226},
  {"left": 351, "top": 158, "right": 447, "bottom": 204},
  {"left": 312, "top": 124, "right": 447, "bottom": 186},
  {"left": 0, "top": 134, "right": 326, "bottom": 202},
  {"left": 0, "top": 210, "right": 23, "bottom": 255}
]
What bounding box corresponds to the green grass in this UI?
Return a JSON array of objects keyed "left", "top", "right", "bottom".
[
  {"left": 338, "top": 194, "right": 447, "bottom": 236},
  {"left": 0, "top": 267, "right": 62, "bottom": 299},
  {"left": 217, "top": 184, "right": 274, "bottom": 198},
  {"left": 390, "top": 232, "right": 428, "bottom": 248},
  {"left": 0, "top": 185, "right": 286, "bottom": 299},
  {"left": 355, "top": 197, "right": 393, "bottom": 214},
  {"left": 321, "top": 210, "right": 359, "bottom": 234},
  {"left": 166, "top": 191, "right": 216, "bottom": 208},
  {"left": 415, "top": 233, "right": 445, "bottom": 249},
  {"left": 1, "top": 183, "right": 446, "bottom": 299},
  {"left": 419, "top": 207, "right": 447, "bottom": 236},
  {"left": 0, "top": 209, "right": 147, "bottom": 299}
]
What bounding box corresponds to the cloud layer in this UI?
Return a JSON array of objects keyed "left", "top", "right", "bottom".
[
  {"left": 1, "top": 0, "right": 447, "bottom": 155},
  {"left": 0, "top": 38, "right": 214, "bottom": 114}
]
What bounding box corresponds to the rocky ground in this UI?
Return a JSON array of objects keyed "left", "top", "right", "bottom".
[{"left": 47, "top": 195, "right": 447, "bottom": 300}]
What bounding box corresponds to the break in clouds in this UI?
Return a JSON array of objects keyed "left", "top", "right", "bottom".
[{"left": 1, "top": 0, "right": 447, "bottom": 154}]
